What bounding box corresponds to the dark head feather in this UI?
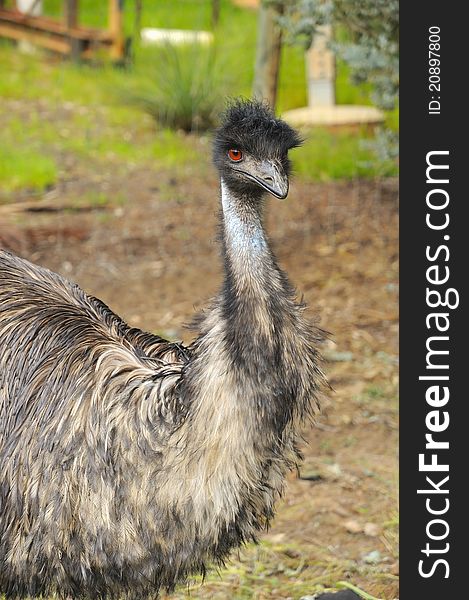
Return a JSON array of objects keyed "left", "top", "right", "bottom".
[{"left": 213, "top": 99, "right": 302, "bottom": 176}]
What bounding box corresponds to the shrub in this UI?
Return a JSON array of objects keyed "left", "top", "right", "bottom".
[{"left": 127, "top": 44, "right": 227, "bottom": 132}]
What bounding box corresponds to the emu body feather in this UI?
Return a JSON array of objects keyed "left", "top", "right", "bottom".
[{"left": 0, "top": 100, "right": 326, "bottom": 599}]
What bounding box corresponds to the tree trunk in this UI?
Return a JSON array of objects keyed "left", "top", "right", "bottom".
[
  {"left": 64, "top": 0, "right": 78, "bottom": 29},
  {"left": 252, "top": 1, "right": 284, "bottom": 110},
  {"left": 211, "top": 0, "right": 220, "bottom": 28}
]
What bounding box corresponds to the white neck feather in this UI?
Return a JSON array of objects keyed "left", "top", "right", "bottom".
[{"left": 220, "top": 179, "right": 267, "bottom": 257}]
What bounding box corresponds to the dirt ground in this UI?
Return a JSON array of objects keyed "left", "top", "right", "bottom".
[{"left": 0, "top": 163, "right": 399, "bottom": 599}]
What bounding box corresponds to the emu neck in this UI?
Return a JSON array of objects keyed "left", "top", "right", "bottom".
[
  {"left": 220, "top": 179, "right": 273, "bottom": 288},
  {"left": 219, "top": 177, "right": 290, "bottom": 383}
]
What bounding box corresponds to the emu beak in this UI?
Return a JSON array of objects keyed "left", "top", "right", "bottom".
[{"left": 240, "top": 160, "right": 289, "bottom": 199}]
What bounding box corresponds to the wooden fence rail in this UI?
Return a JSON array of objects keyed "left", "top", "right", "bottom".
[{"left": 0, "top": 0, "right": 125, "bottom": 61}]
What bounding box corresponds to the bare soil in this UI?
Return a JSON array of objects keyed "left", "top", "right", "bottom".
[{"left": 0, "top": 164, "right": 399, "bottom": 599}]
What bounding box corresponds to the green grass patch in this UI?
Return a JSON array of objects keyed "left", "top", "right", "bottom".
[
  {"left": 364, "top": 385, "right": 388, "bottom": 400},
  {"left": 335, "top": 60, "right": 373, "bottom": 106},
  {"left": 0, "top": 0, "right": 397, "bottom": 189},
  {"left": 277, "top": 44, "right": 308, "bottom": 111},
  {"left": 292, "top": 128, "right": 398, "bottom": 181},
  {"left": 0, "top": 42, "right": 122, "bottom": 104},
  {"left": 385, "top": 105, "right": 399, "bottom": 132},
  {"left": 0, "top": 1, "right": 385, "bottom": 118},
  {"left": 0, "top": 146, "right": 57, "bottom": 194}
]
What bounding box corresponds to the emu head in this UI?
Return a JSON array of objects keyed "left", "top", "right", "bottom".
[{"left": 213, "top": 99, "right": 302, "bottom": 200}]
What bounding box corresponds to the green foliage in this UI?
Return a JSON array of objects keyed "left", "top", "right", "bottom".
[
  {"left": 279, "top": 0, "right": 399, "bottom": 159},
  {"left": 124, "top": 44, "right": 226, "bottom": 132},
  {"left": 280, "top": 0, "right": 398, "bottom": 111}
]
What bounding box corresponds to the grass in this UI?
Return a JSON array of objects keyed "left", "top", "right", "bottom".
[
  {"left": 0, "top": 0, "right": 397, "bottom": 194},
  {"left": 0, "top": 146, "right": 57, "bottom": 194},
  {"left": 158, "top": 536, "right": 396, "bottom": 599},
  {"left": 124, "top": 44, "right": 226, "bottom": 132},
  {"left": 293, "top": 128, "right": 396, "bottom": 181},
  {"left": 337, "top": 581, "right": 384, "bottom": 600}
]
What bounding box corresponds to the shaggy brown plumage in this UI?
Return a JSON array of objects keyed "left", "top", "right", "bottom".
[{"left": 0, "top": 99, "right": 327, "bottom": 599}]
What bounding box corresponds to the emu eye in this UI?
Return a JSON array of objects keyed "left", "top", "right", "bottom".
[{"left": 228, "top": 149, "right": 243, "bottom": 162}]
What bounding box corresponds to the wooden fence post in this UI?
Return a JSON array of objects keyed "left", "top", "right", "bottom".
[
  {"left": 64, "top": 0, "right": 83, "bottom": 60},
  {"left": 108, "top": 0, "right": 124, "bottom": 60},
  {"left": 64, "top": 0, "right": 78, "bottom": 28}
]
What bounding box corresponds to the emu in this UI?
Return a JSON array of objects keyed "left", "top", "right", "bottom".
[{"left": 0, "top": 99, "right": 326, "bottom": 599}]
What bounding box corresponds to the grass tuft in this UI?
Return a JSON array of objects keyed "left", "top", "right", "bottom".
[
  {"left": 337, "top": 580, "right": 384, "bottom": 600},
  {"left": 124, "top": 44, "right": 227, "bottom": 132}
]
